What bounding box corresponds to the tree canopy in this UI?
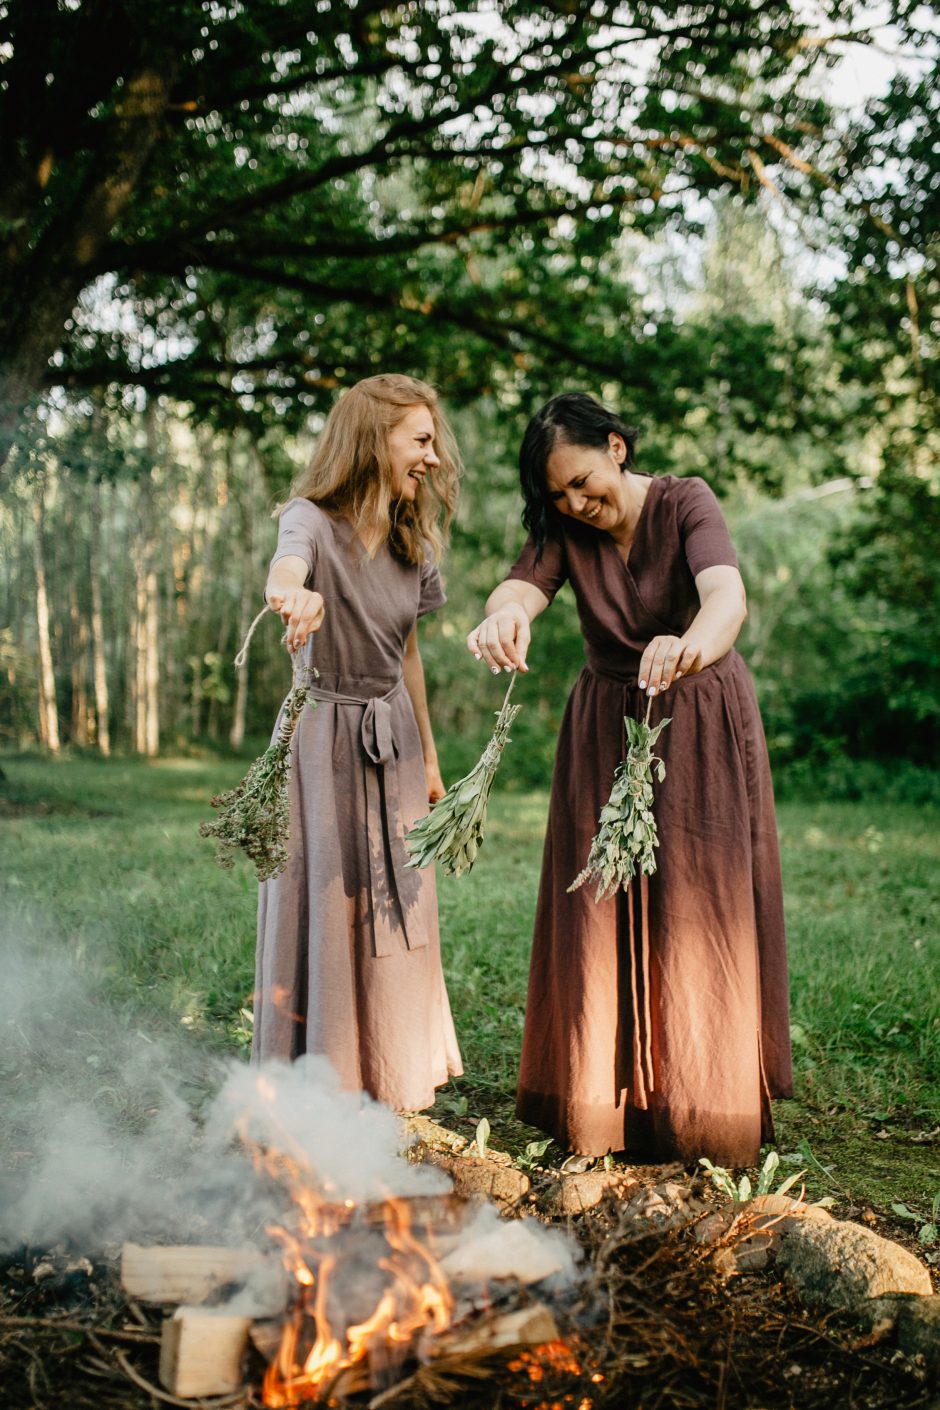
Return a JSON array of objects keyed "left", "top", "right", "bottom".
[{"left": 3, "top": 0, "right": 933, "bottom": 454}]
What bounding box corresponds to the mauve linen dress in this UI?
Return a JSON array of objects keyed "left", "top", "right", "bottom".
[
  {"left": 508, "top": 475, "right": 793, "bottom": 1166},
  {"left": 252, "top": 498, "right": 463, "bottom": 1111}
]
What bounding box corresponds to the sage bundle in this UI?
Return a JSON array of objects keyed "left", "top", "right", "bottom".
[
  {"left": 405, "top": 671, "right": 521, "bottom": 877},
  {"left": 200, "top": 607, "right": 317, "bottom": 882},
  {"left": 568, "top": 697, "right": 671, "bottom": 903}
]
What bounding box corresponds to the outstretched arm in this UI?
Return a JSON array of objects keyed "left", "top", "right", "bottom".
[
  {"left": 466, "top": 579, "right": 551, "bottom": 673},
  {"left": 265, "top": 554, "right": 325, "bottom": 653},
  {"left": 639, "top": 565, "right": 747, "bottom": 695}
]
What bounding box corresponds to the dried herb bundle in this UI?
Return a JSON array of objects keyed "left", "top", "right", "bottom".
[
  {"left": 200, "top": 663, "right": 317, "bottom": 882},
  {"left": 405, "top": 672, "right": 521, "bottom": 877},
  {"left": 568, "top": 698, "right": 671, "bottom": 902}
]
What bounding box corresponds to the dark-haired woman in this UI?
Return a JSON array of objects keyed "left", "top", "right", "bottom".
[{"left": 467, "top": 393, "right": 792, "bottom": 1168}]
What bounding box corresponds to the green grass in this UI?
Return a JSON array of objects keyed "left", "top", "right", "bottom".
[{"left": 1, "top": 752, "right": 939, "bottom": 1215}]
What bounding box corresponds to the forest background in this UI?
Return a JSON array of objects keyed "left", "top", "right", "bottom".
[{"left": 1, "top": 1, "right": 939, "bottom": 1200}]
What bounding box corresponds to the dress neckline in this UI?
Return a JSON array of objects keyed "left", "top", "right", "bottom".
[
  {"left": 610, "top": 473, "right": 660, "bottom": 572},
  {"left": 330, "top": 511, "right": 388, "bottom": 561}
]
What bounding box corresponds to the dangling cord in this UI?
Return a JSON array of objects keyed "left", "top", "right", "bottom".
[{"left": 234, "top": 605, "right": 269, "bottom": 669}]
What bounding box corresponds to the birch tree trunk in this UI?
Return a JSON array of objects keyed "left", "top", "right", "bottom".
[
  {"left": 31, "top": 487, "right": 60, "bottom": 754},
  {"left": 144, "top": 558, "right": 159, "bottom": 756},
  {"left": 69, "top": 581, "right": 89, "bottom": 746},
  {"left": 229, "top": 436, "right": 257, "bottom": 751},
  {"left": 229, "top": 586, "right": 253, "bottom": 751},
  {"left": 89, "top": 497, "right": 111, "bottom": 756},
  {"left": 132, "top": 505, "right": 161, "bottom": 756}
]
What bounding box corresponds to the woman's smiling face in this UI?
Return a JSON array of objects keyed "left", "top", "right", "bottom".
[
  {"left": 387, "top": 404, "right": 440, "bottom": 502},
  {"left": 544, "top": 433, "right": 629, "bottom": 533}
]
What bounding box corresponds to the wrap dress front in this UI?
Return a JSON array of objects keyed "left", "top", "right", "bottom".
[
  {"left": 252, "top": 498, "right": 463, "bottom": 1112},
  {"left": 507, "top": 474, "right": 793, "bottom": 1166}
]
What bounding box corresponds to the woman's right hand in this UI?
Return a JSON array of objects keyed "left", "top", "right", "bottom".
[
  {"left": 466, "top": 604, "right": 531, "bottom": 674},
  {"left": 267, "top": 588, "right": 325, "bottom": 653}
]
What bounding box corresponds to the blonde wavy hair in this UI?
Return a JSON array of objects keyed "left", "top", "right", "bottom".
[{"left": 286, "top": 374, "right": 461, "bottom": 565}]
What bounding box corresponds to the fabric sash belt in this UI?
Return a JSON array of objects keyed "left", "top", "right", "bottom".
[
  {"left": 307, "top": 676, "right": 425, "bottom": 959},
  {"left": 626, "top": 873, "right": 655, "bottom": 1109}
]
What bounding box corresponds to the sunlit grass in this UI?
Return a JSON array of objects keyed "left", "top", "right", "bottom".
[{"left": 2, "top": 752, "right": 938, "bottom": 1208}]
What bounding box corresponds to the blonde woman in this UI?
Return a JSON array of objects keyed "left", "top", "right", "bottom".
[{"left": 252, "top": 374, "right": 463, "bottom": 1112}]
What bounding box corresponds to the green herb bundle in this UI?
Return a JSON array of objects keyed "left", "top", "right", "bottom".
[
  {"left": 200, "top": 664, "right": 317, "bottom": 883},
  {"left": 568, "top": 699, "right": 671, "bottom": 903},
  {"left": 405, "top": 672, "right": 521, "bottom": 877}
]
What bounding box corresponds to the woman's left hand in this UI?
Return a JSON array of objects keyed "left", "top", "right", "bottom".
[
  {"left": 425, "top": 761, "right": 446, "bottom": 804},
  {"left": 639, "top": 635, "right": 703, "bottom": 696}
]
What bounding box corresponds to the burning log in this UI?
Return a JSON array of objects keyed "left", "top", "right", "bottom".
[
  {"left": 431, "top": 1302, "right": 560, "bottom": 1358},
  {"left": 159, "top": 1306, "right": 252, "bottom": 1399},
  {"left": 121, "top": 1242, "right": 281, "bottom": 1309}
]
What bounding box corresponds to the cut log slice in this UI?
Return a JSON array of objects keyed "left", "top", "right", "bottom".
[
  {"left": 121, "top": 1242, "right": 282, "bottom": 1310},
  {"left": 159, "top": 1306, "right": 252, "bottom": 1399}
]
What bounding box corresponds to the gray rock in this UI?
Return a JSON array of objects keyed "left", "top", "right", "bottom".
[
  {"left": 896, "top": 1294, "right": 940, "bottom": 1367},
  {"left": 539, "top": 1170, "right": 634, "bottom": 1217},
  {"left": 428, "top": 1152, "right": 531, "bottom": 1206},
  {"left": 776, "top": 1216, "right": 933, "bottom": 1311}
]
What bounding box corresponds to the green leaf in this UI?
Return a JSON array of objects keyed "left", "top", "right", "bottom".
[{"left": 474, "top": 1117, "right": 490, "bottom": 1158}]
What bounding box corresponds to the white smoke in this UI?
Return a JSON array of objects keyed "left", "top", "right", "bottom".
[{"left": 0, "top": 926, "right": 576, "bottom": 1302}]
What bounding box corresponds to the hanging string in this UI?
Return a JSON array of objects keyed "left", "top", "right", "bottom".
[
  {"left": 234, "top": 605, "right": 270, "bottom": 669},
  {"left": 234, "top": 602, "right": 315, "bottom": 691}
]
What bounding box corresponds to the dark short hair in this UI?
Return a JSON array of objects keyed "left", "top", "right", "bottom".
[{"left": 519, "top": 393, "right": 639, "bottom": 557}]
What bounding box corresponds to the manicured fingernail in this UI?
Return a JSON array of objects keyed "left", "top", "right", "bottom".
[
  {"left": 676, "top": 671, "right": 683, "bottom": 678},
  {"left": 491, "top": 667, "right": 500, "bottom": 675},
  {"left": 660, "top": 683, "right": 667, "bottom": 691},
  {"left": 504, "top": 665, "right": 512, "bottom": 672},
  {"left": 647, "top": 686, "right": 656, "bottom": 697},
  {"left": 638, "top": 679, "right": 647, "bottom": 689},
  {"left": 474, "top": 652, "right": 482, "bottom": 660}
]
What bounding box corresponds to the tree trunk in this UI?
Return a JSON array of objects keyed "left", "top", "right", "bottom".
[
  {"left": 229, "top": 435, "right": 257, "bottom": 752},
  {"left": 229, "top": 587, "right": 253, "bottom": 752},
  {"left": 89, "top": 497, "right": 111, "bottom": 756},
  {"left": 31, "top": 488, "right": 60, "bottom": 754},
  {"left": 69, "top": 581, "right": 90, "bottom": 746},
  {"left": 144, "top": 560, "right": 160, "bottom": 756},
  {"left": 0, "top": 67, "right": 177, "bottom": 465}
]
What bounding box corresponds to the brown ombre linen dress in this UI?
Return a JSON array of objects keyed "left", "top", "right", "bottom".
[
  {"left": 252, "top": 498, "right": 463, "bottom": 1112},
  {"left": 508, "top": 475, "right": 793, "bottom": 1166}
]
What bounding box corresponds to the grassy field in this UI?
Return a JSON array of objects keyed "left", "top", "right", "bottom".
[{"left": 1, "top": 752, "right": 939, "bottom": 1219}]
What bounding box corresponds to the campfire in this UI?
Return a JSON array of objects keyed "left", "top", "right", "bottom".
[
  {"left": 4, "top": 1061, "right": 935, "bottom": 1409},
  {"left": 120, "top": 1066, "right": 578, "bottom": 1404}
]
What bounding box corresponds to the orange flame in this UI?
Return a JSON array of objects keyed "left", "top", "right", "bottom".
[{"left": 262, "top": 1191, "right": 453, "bottom": 1404}]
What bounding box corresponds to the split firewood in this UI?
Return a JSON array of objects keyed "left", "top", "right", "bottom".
[
  {"left": 159, "top": 1306, "right": 252, "bottom": 1399},
  {"left": 430, "top": 1302, "right": 560, "bottom": 1358},
  {"left": 121, "top": 1243, "right": 281, "bottom": 1309}
]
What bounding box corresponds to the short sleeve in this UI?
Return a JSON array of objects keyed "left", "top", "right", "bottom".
[
  {"left": 270, "top": 497, "right": 322, "bottom": 579},
  {"left": 418, "top": 560, "right": 446, "bottom": 618},
  {"left": 678, "top": 478, "right": 738, "bottom": 576},
  {"left": 505, "top": 531, "right": 568, "bottom": 602}
]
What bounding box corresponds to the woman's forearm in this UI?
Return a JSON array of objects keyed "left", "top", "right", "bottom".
[
  {"left": 684, "top": 571, "right": 748, "bottom": 669},
  {"left": 484, "top": 578, "right": 549, "bottom": 622},
  {"left": 265, "top": 554, "right": 309, "bottom": 605}
]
